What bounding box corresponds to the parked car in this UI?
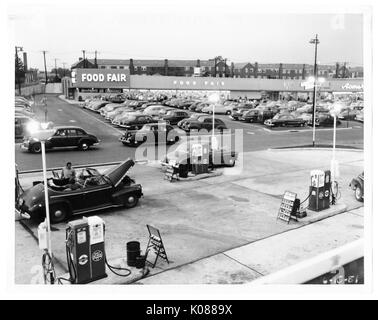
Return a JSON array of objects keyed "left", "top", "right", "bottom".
[
  {"left": 106, "top": 94, "right": 126, "bottom": 103},
  {"left": 264, "top": 114, "right": 307, "bottom": 127},
  {"left": 177, "top": 100, "right": 198, "bottom": 110},
  {"left": 355, "top": 110, "right": 364, "bottom": 122},
  {"left": 21, "top": 126, "right": 100, "bottom": 153},
  {"left": 143, "top": 105, "right": 167, "bottom": 119},
  {"left": 160, "top": 110, "right": 190, "bottom": 125},
  {"left": 89, "top": 101, "right": 110, "bottom": 112},
  {"left": 180, "top": 116, "right": 227, "bottom": 132},
  {"left": 16, "top": 159, "right": 143, "bottom": 223},
  {"left": 202, "top": 104, "right": 235, "bottom": 115},
  {"left": 241, "top": 108, "right": 276, "bottom": 123},
  {"left": 229, "top": 106, "right": 254, "bottom": 120},
  {"left": 187, "top": 101, "right": 203, "bottom": 111},
  {"left": 177, "top": 113, "right": 203, "bottom": 129},
  {"left": 350, "top": 172, "right": 364, "bottom": 202},
  {"left": 194, "top": 102, "right": 211, "bottom": 113},
  {"left": 162, "top": 140, "right": 238, "bottom": 177},
  {"left": 119, "top": 123, "right": 180, "bottom": 147},
  {"left": 116, "top": 114, "right": 157, "bottom": 129}
]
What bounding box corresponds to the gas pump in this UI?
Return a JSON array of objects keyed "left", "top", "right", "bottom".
[
  {"left": 191, "top": 143, "right": 209, "bottom": 175},
  {"left": 308, "top": 170, "right": 331, "bottom": 211},
  {"left": 66, "top": 216, "right": 107, "bottom": 284}
]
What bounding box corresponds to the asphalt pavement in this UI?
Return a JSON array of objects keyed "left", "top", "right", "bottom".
[{"left": 15, "top": 94, "right": 364, "bottom": 171}]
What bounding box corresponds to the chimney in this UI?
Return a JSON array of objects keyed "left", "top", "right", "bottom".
[
  {"left": 335, "top": 63, "right": 340, "bottom": 78},
  {"left": 254, "top": 62, "right": 258, "bottom": 78},
  {"left": 302, "top": 64, "right": 306, "bottom": 80},
  {"left": 278, "top": 63, "right": 283, "bottom": 79},
  {"left": 129, "top": 59, "right": 134, "bottom": 75},
  {"left": 196, "top": 59, "right": 200, "bottom": 67},
  {"left": 23, "top": 52, "right": 28, "bottom": 71}
]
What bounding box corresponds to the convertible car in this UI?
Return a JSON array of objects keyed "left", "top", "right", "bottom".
[{"left": 16, "top": 159, "right": 143, "bottom": 223}]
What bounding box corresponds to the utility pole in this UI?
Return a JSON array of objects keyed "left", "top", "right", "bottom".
[
  {"left": 310, "top": 34, "right": 320, "bottom": 148},
  {"left": 94, "top": 50, "right": 98, "bottom": 68},
  {"left": 224, "top": 58, "right": 227, "bottom": 78},
  {"left": 54, "top": 58, "right": 59, "bottom": 80},
  {"left": 342, "top": 62, "right": 347, "bottom": 78},
  {"left": 15, "top": 46, "right": 23, "bottom": 95},
  {"left": 62, "top": 63, "right": 66, "bottom": 77},
  {"left": 42, "top": 51, "right": 48, "bottom": 84},
  {"left": 82, "top": 50, "right": 86, "bottom": 68}
]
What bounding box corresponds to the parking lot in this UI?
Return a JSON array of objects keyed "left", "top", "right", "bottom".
[
  {"left": 14, "top": 94, "right": 364, "bottom": 284},
  {"left": 15, "top": 94, "right": 363, "bottom": 171}
]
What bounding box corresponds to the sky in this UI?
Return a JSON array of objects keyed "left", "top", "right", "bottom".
[{"left": 7, "top": 0, "right": 364, "bottom": 71}]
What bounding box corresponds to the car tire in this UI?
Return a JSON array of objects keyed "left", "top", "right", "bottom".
[
  {"left": 79, "top": 141, "right": 90, "bottom": 151},
  {"left": 123, "top": 194, "right": 139, "bottom": 208},
  {"left": 31, "top": 143, "right": 42, "bottom": 153},
  {"left": 355, "top": 185, "right": 363, "bottom": 202},
  {"left": 50, "top": 204, "right": 69, "bottom": 224},
  {"left": 228, "top": 158, "right": 236, "bottom": 167}
]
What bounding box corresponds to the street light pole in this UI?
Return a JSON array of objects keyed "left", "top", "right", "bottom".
[
  {"left": 310, "top": 34, "right": 320, "bottom": 147},
  {"left": 41, "top": 141, "right": 52, "bottom": 258}
]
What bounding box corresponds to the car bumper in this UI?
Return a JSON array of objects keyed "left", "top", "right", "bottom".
[{"left": 20, "top": 143, "right": 30, "bottom": 150}]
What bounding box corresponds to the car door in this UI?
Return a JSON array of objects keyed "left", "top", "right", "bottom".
[
  {"left": 66, "top": 129, "right": 81, "bottom": 147},
  {"left": 82, "top": 176, "right": 114, "bottom": 209},
  {"left": 48, "top": 129, "right": 70, "bottom": 147},
  {"left": 15, "top": 118, "right": 22, "bottom": 137},
  {"left": 51, "top": 188, "right": 87, "bottom": 212}
]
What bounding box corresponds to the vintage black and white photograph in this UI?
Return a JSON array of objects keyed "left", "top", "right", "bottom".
[{"left": 2, "top": 0, "right": 376, "bottom": 300}]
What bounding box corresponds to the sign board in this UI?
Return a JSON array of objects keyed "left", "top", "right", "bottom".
[
  {"left": 72, "top": 68, "right": 130, "bottom": 89},
  {"left": 277, "top": 191, "right": 297, "bottom": 223}
]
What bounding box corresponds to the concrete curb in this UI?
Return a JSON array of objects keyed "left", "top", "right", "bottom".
[
  {"left": 58, "top": 95, "right": 80, "bottom": 105},
  {"left": 300, "top": 204, "right": 348, "bottom": 224},
  {"left": 268, "top": 147, "right": 363, "bottom": 153}
]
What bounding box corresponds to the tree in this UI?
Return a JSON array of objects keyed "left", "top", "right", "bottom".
[{"left": 15, "top": 55, "right": 25, "bottom": 94}]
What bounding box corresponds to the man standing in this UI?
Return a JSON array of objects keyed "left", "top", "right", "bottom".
[{"left": 61, "top": 162, "right": 76, "bottom": 183}]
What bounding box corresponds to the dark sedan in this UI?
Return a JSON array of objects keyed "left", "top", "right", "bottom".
[
  {"left": 20, "top": 126, "right": 100, "bottom": 153},
  {"left": 180, "top": 116, "right": 227, "bottom": 132},
  {"left": 117, "top": 114, "right": 158, "bottom": 129},
  {"left": 264, "top": 114, "right": 307, "bottom": 127},
  {"left": 229, "top": 106, "right": 253, "bottom": 120},
  {"left": 160, "top": 110, "right": 190, "bottom": 125},
  {"left": 119, "top": 123, "right": 181, "bottom": 147},
  {"left": 16, "top": 159, "right": 143, "bottom": 223}
]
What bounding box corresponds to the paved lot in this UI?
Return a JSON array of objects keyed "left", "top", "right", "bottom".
[
  {"left": 15, "top": 148, "right": 364, "bottom": 284},
  {"left": 15, "top": 94, "right": 364, "bottom": 171}
]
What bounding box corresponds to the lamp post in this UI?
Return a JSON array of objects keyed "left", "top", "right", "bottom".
[
  {"left": 208, "top": 93, "right": 220, "bottom": 155},
  {"left": 329, "top": 103, "right": 342, "bottom": 181},
  {"left": 310, "top": 34, "right": 320, "bottom": 147},
  {"left": 306, "top": 76, "right": 324, "bottom": 146},
  {"left": 38, "top": 130, "right": 56, "bottom": 261}
]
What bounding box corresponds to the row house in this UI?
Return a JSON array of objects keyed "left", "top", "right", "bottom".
[
  {"left": 71, "top": 58, "right": 230, "bottom": 77},
  {"left": 71, "top": 58, "right": 362, "bottom": 79}
]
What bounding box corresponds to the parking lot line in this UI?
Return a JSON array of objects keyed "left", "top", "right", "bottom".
[{"left": 75, "top": 106, "right": 125, "bottom": 135}]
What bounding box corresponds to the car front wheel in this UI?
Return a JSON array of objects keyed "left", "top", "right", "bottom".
[
  {"left": 31, "top": 143, "right": 42, "bottom": 153},
  {"left": 123, "top": 194, "right": 139, "bottom": 208},
  {"left": 50, "top": 204, "right": 69, "bottom": 223},
  {"left": 79, "top": 141, "right": 90, "bottom": 151},
  {"left": 355, "top": 185, "right": 363, "bottom": 202}
]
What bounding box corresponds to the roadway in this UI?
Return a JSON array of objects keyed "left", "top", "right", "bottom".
[{"left": 15, "top": 94, "right": 364, "bottom": 171}]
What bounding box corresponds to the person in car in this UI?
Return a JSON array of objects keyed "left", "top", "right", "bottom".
[{"left": 61, "top": 162, "right": 76, "bottom": 183}]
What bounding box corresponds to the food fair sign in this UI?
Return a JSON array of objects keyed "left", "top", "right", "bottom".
[
  {"left": 71, "top": 69, "right": 130, "bottom": 89},
  {"left": 341, "top": 83, "right": 364, "bottom": 91}
]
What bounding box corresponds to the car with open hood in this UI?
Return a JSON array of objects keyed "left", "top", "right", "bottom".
[
  {"left": 161, "top": 139, "right": 238, "bottom": 177},
  {"left": 21, "top": 126, "right": 100, "bottom": 153},
  {"left": 16, "top": 159, "right": 143, "bottom": 223}
]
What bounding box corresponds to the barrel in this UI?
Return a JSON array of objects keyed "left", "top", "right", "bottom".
[{"left": 126, "top": 241, "right": 141, "bottom": 267}]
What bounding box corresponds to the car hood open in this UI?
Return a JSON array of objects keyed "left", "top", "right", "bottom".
[{"left": 104, "top": 159, "right": 135, "bottom": 186}]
